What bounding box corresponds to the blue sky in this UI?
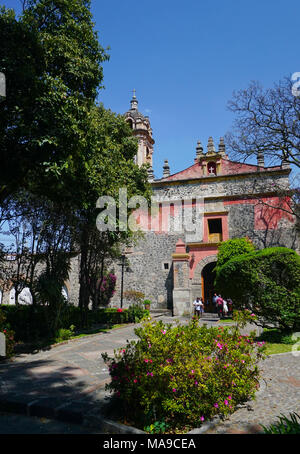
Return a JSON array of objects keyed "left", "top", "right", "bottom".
[{"left": 3, "top": 0, "right": 300, "bottom": 179}]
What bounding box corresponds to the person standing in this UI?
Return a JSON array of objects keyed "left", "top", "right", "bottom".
[
  {"left": 212, "top": 293, "right": 218, "bottom": 313},
  {"left": 216, "top": 294, "right": 224, "bottom": 319},
  {"left": 227, "top": 298, "right": 233, "bottom": 316},
  {"left": 199, "top": 297, "right": 204, "bottom": 317},
  {"left": 223, "top": 298, "right": 228, "bottom": 317},
  {"left": 193, "top": 297, "right": 201, "bottom": 317}
]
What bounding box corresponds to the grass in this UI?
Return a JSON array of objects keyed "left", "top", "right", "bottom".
[
  {"left": 217, "top": 321, "right": 300, "bottom": 355},
  {"left": 256, "top": 328, "right": 300, "bottom": 355},
  {"left": 69, "top": 323, "right": 124, "bottom": 340}
]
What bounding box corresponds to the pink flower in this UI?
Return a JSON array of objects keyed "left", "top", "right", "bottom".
[
  {"left": 194, "top": 381, "right": 198, "bottom": 385},
  {"left": 214, "top": 403, "right": 218, "bottom": 408},
  {"left": 133, "top": 379, "right": 138, "bottom": 383},
  {"left": 200, "top": 416, "right": 205, "bottom": 422},
  {"left": 172, "top": 388, "right": 176, "bottom": 393},
  {"left": 161, "top": 330, "right": 166, "bottom": 335},
  {"left": 228, "top": 395, "right": 232, "bottom": 400},
  {"left": 224, "top": 400, "right": 229, "bottom": 406}
]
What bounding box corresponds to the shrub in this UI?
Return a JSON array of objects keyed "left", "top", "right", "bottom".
[
  {"left": 0, "top": 304, "right": 147, "bottom": 346},
  {"left": 54, "top": 325, "right": 75, "bottom": 343},
  {"left": 0, "top": 309, "right": 15, "bottom": 358},
  {"left": 215, "top": 247, "right": 300, "bottom": 332},
  {"left": 261, "top": 413, "right": 300, "bottom": 434},
  {"left": 123, "top": 290, "right": 145, "bottom": 305},
  {"left": 102, "top": 317, "right": 266, "bottom": 433},
  {"left": 127, "top": 303, "right": 149, "bottom": 323},
  {"left": 215, "top": 237, "right": 256, "bottom": 271}
]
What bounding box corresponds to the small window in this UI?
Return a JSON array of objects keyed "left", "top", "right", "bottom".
[
  {"left": 164, "top": 263, "right": 169, "bottom": 270},
  {"left": 208, "top": 219, "right": 223, "bottom": 243},
  {"left": 127, "top": 118, "right": 134, "bottom": 129},
  {"left": 208, "top": 219, "right": 222, "bottom": 234}
]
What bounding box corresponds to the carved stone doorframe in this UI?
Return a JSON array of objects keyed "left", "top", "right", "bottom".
[{"left": 190, "top": 254, "right": 218, "bottom": 306}]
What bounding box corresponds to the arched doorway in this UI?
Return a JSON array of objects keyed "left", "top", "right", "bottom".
[{"left": 201, "top": 262, "right": 217, "bottom": 312}]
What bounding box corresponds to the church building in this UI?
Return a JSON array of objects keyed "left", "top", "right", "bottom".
[{"left": 111, "top": 93, "right": 298, "bottom": 316}]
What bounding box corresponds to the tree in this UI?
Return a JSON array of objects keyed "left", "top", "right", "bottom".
[
  {"left": 0, "top": 1, "right": 152, "bottom": 329},
  {"left": 215, "top": 237, "right": 256, "bottom": 272},
  {"left": 72, "top": 105, "right": 152, "bottom": 325},
  {"left": 226, "top": 77, "right": 300, "bottom": 169},
  {"left": 0, "top": 0, "right": 108, "bottom": 203},
  {"left": 226, "top": 77, "right": 300, "bottom": 233},
  {"left": 215, "top": 247, "right": 300, "bottom": 332}
]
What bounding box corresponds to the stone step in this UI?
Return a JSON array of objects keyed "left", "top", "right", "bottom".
[{"left": 149, "top": 308, "right": 172, "bottom": 317}]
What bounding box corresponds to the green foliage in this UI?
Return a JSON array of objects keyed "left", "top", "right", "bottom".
[
  {"left": 102, "top": 318, "right": 266, "bottom": 433},
  {"left": 215, "top": 237, "right": 256, "bottom": 271},
  {"left": 0, "top": 309, "right": 15, "bottom": 357},
  {"left": 144, "top": 419, "right": 170, "bottom": 434},
  {"left": 127, "top": 303, "right": 148, "bottom": 323},
  {"left": 232, "top": 309, "right": 257, "bottom": 330},
  {"left": 261, "top": 413, "right": 300, "bottom": 434},
  {"left": 0, "top": 0, "right": 108, "bottom": 202},
  {"left": 0, "top": 305, "right": 147, "bottom": 344},
  {"left": 215, "top": 247, "right": 300, "bottom": 331},
  {"left": 54, "top": 325, "right": 75, "bottom": 343},
  {"left": 257, "top": 328, "right": 300, "bottom": 345}
]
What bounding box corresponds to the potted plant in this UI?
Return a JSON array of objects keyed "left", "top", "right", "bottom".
[{"left": 143, "top": 299, "right": 151, "bottom": 310}]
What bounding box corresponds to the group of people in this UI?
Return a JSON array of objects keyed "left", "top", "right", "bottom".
[
  {"left": 212, "top": 293, "right": 233, "bottom": 318},
  {"left": 193, "top": 294, "right": 233, "bottom": 319}
]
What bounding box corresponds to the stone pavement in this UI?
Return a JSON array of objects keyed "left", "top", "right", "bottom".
[{"left": 0, "top": 313, "right": 299, "bottom": 434}]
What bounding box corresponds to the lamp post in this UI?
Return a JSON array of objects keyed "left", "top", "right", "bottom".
[{"left": 119, "top": 254, "right": 126, "bottom": 309}]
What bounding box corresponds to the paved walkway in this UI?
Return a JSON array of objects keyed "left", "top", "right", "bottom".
[{"left": 0, "top": 314, "right": 299, "bottom": 434}]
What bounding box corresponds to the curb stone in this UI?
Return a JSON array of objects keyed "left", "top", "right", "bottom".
[{"left": 0, "top": 392, "right": 218, "bottom": 434}]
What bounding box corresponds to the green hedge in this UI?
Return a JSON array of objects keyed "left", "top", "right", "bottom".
[
  {"left": 0, "top": 304, "right": 148, "bottom": 343},
  {"left": 215, "top": 247, "right": 300, "bottom": 331}
]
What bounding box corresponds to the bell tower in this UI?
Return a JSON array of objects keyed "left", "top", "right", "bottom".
[{"left": 124, "top": 90, "right": 155, "bottom": 172}]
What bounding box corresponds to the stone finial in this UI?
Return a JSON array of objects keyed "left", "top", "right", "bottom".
[
  {"left": 130, "top": 88, "right": 138, "bottom": 110},
  {"left": 163, "top": 159, "right": 170, "bottom": 178},
  {"left": 218, "top": 137, "right": 226, "bottom": 155},
  {"left": 147, "top": 165, "right": 155, "bottom": 182},
  {"left": 257, "top": 152, "right": 265, "bottom": 168},
  {"left": 207, "top": 137, "right": 216, "bottom": 155},
  {"left": 196, "top": 140, "right": 204, "bottom": 159}
]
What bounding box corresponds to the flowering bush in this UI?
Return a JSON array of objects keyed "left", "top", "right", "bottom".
[
  {"left": 0, "top": 309, "right": 15, "bottom": 358},
  {"left": 102, "top": 317, "right": 266, "bottom": 433},
  {"left": 98, "top": 273, "right": 117, "bottom": 306},
  {"left": 233, "top": 309, "right": 257, "bottom": 329}
]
